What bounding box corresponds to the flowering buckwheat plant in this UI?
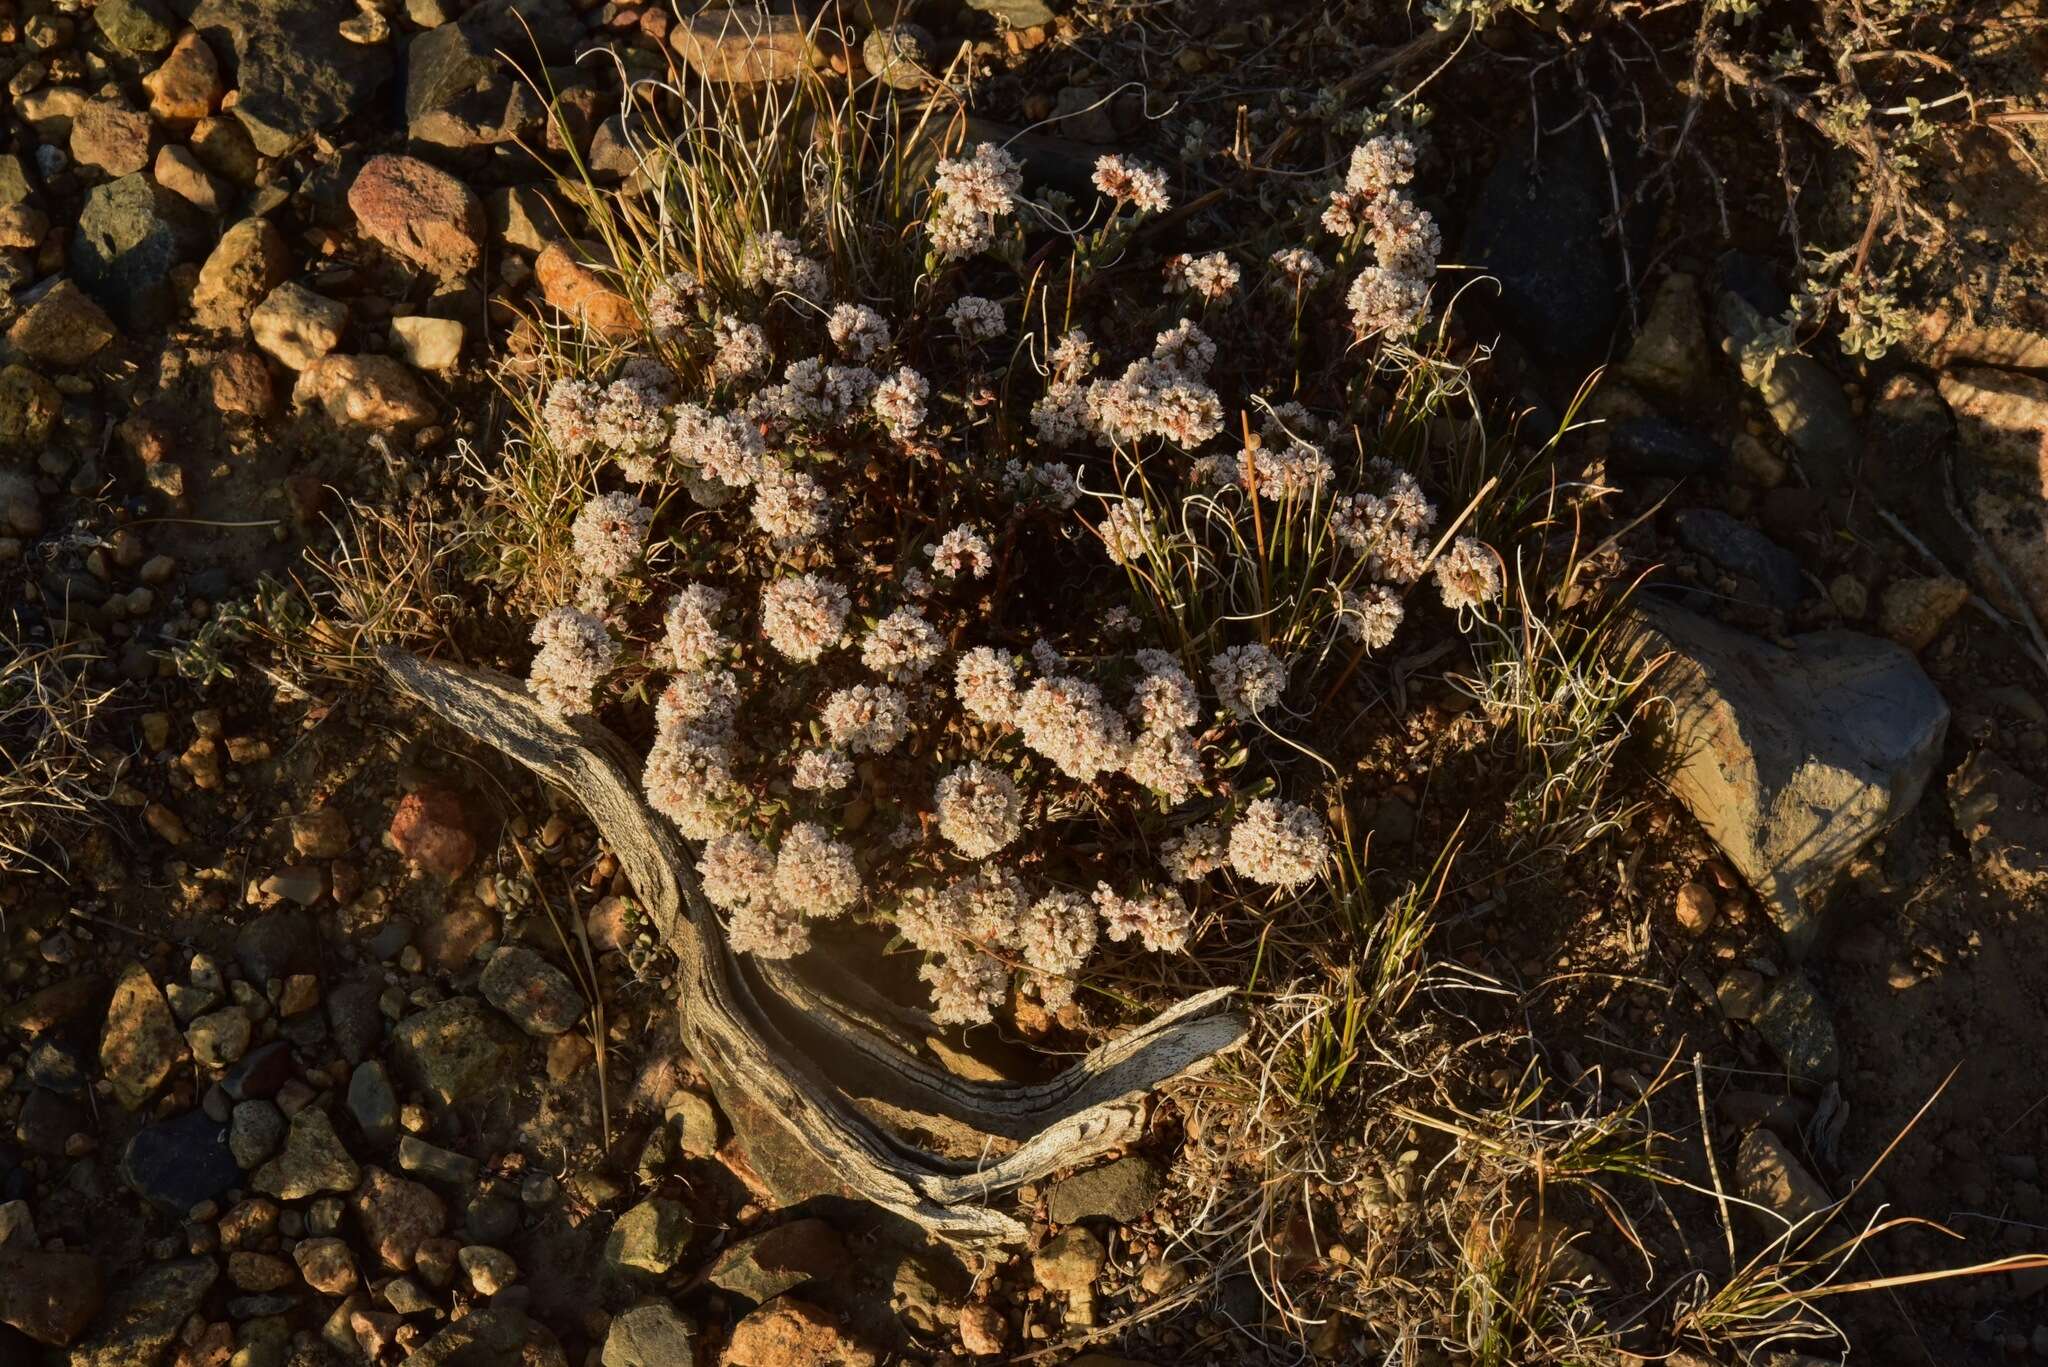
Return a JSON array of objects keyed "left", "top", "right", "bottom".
[{"left": 504, "top": 125, "right": 1504, "bottom": 1030}]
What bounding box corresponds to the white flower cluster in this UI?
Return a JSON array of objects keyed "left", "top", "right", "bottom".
[
  {"left": 712, "top": 314, "right": 772, "bottom": 381},
  {"left": 660, "top": 585, "right": 729, "bottom": 669},
  {"left": 760, "top": 573, "right": 850, "bottom": 662},
  {"left": 1269, "top": 246, "right": 1328, "bottom": 288},
  {"left": 1051, "top": 321, "right": 1224, "bottom": 450},
  {"left": 1096, "top": 499, "right": 1155, "bottom": 567},
  {"left": 750, "top": 356, "right": 879, "bottom": 432},
  {"left": 1015, "top": 674, "right": 1132, "bottom": 782},
  {"left": 827, "top": 303, "right": 891, "bottom": 361},
  {"left": 926, "top": 525, "right": 993, "bottom": 579},
  {"left": 1166, "top": 251, "right": 1239, "bottom": 301},
  {"left": 542, "top": 378, "right": 600, "bottom": 455},
  {"left": 821, "top": 682, "right": 911, "bottom": 754},
  {"left": 1330, "top": 457, "right": 1437, "bottom": 587},
  {"left": 1326, "top": 134, "right": 1440, "bottom": 337},
  {"left": 871, "top": 367, "right": 929, "bottom": 439},
  {"left": 793, "top": 747, "right": 854, "bottom": 792},
  {"left": 955, "top": 646, "right": 1024, "bottom": 725},
  {"left": 946, "top": 295, "right": 1006, "bottom": 341},
  {"left": 1208, "top": 643, "right": 1288, "bottom": 721},
  {"left": 696, "top": 823, "right": 861, "bottom": 960},
  {"left": 860, "top": 606, "right": 943, "bottom": 682},
  {"left": 671, "top": 403, "right": 766, "bottom": 488},
  {"left": 739, "top": 229, "right": 829, "bottom": 299},
  {"left": 1159, "top": 820, "right": 1227, "bottom": 882},
  {"left": 594, "top": 367, "right": 673, "bottom": 478},
  {"left": 933, "top": 761, "right": 1024, "bottom": 858},
  {"left": 750, "top": 462, "right": 832, "bottom": 545},
  {"left": 570, "top": 492, "right": 651, "bottom": 599},
  {"left": 527, "top": 605, "right": 616, "bottom": 719},
  {"left": 1434, "top": 535, "right": 1503, "bottom": 612},
  {"left": 1094, "top": 882, "right": 1193, "bottom": 953},
  {"left": 645, "top": 269, "right": 698, "bottom": 337},
  {"left": 897, "top": 866, "right": 1110, "bottom": 1023},
  {"left": 1091, "top": 155, "right": 1172, "bottom": 214},
  {"left": 928, "top": 142, "right": 1023, "bottom": 260},
  {"left": 1122, "top": 652, "right": 1204, "bottom": 803},
  {"left": 1225, "top": 798, "right": 1329, "bottom": 888}
]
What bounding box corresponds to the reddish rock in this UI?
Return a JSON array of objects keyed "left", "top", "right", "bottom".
[
  {"left": 386, "top": 785, "right": 475, "bottom": 879},
  {"left": 535, "top": 241, "right": 637, "bottom": 341},
  {"left": 348, "top": 154, "right": 485, "bottom": 277},
  {"left": 351, "top": 1166, "right": 447, "bottom": 1272},
  {"left": 670, "top": 8, "right": 824, "bottom": 83},
  {"left": 293, "top": 354, "right": 436, "bottom": 430},
  {"left": 294, "top": 1238, "right": 357, "bottom": 1295},
  {"left": 143, "top": 32, "right": 224, "bottom": 123},
  {"left": 210, "top": 348, "right": 276, "bottom": 418},
  {"left": 70, "top": 99, "right": 153, "bottom": 177},
  {"left": 722, "top": 1297, "right": 877, "bottom": 1367}
]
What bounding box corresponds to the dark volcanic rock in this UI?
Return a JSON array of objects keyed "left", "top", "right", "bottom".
[
  {"left": 181, "top": 0, "right": 392, "bottom": 156},
  {"left": 1462, "top": 116, "right": 1631, "bottom": 366},
  {"left": 69, "top": 174, "right": 209, "bottom": 328},
  {"left": 123, "top": 1108, "right": 239, "bottom": 1210},
  {"left": 405, "top": 0, "right": 581, "bottom": 149}
]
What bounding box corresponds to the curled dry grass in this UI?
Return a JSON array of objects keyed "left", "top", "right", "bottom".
[{"left": 0, "top": 631, "right": 120, "bottom": 880}]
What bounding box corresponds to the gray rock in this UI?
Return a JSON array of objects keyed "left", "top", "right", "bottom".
[
  {"left": 1716, "top": 283, "right": 1858, "bottom": 493},
  {"left": 1750, "top": 973, "right": 1840, "bottom": 1082},
  {"left": 706, "top": 1218, "right": 848, "bottom": 1304},
  {"left": 480, "top": 945, "right": 586, "bottom": 1036},
  {"left": 404, "top": 0, "right": 579, "bottom": 149},
  {"left": 398, "top": 1134, "right": 479, "bottom": 1186},
  {"left": 69, "top": 174, "right": 208, "bottom": 329},
  {"left": 392, "top": 996, "right": 524, "bottom": 1104},
  {"left": 889, "top": 1251, "right": 962, "bottom": 1334},
  {"left": 349, "top": 1060, "right": 400, "bottom": 1147},
  {"left": 1625, "top": 601, "right": 1947, "bottom": 955},
  {"left": 1607, "top": 416, "right": 1723, "bottom": 479},
  {"left": 463, "top": 1193, "right": 519, "bottom": 1243},
  {"left": 1462, "top": 117, "right": 1629, "bottom": 366},
  {"left": 602, "top": 1299, "right": 697, "bottom": 1367},
  {"left": 98, "top": 0, "right": 178, "bottom": 52},
  {"left": 1673, "top": 508, "right": 1808, "bottom": 610},
  {"left": 861, "top": 23, "right": 934, "bottom": 90},
  {"left": 328, "top": 978, "right": 384, "bottom": 1064},
  {"left": 63, "top": 1258, "right": 216, "bottom": 1365},
  {"left": 1736, "top": 1128, "right": 1831, "bottom": 1229},
  {"left": 1046, "top": 1154, "right": 1164, "bottom": 1225},
  {"left": 233, "top": 909, "right": 315, "bottom": 983},
  {"left": 185, "top": 0, "right": 392, "bottom": 156},
  {"left": 253, "top": 1107, "right": 361, "bottom": 1199},
  {"left": 122, "top": 1109, "right": 239, "bottom": 1210},
  {"left": 666, "top": 1090, "right": 719, "bottom": 1158},
  {"left": 399, "top": 1307, "right": 566, "bottom": 1367},
  {"left": 605, "top": 1198, "right": 695, "bottom": 1277},
  {"left": 1613, "top": 272, "right": 1710, "bottom": 399},
  {"left": 230, "top": 1099, "right": 287, "bottom": 1168}
]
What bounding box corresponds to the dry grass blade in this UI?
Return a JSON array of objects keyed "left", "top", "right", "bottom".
[{"left": 0, "top": 633, "right": 121, "bottom": 881}]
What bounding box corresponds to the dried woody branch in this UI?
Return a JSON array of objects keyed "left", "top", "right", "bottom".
[{"left": 381, "top": 648, "right": 1248, "bottom": 1244}]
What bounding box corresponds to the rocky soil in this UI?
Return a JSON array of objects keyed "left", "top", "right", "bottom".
[{"left": 4, "top": 0, "right": 2048, "bottom": 1363}]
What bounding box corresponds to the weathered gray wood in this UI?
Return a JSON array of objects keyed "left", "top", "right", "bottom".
[{"left": 380, "top": 650, "right": 1246, "bottom": 1243}]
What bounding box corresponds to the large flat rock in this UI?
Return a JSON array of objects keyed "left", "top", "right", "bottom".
[{"left": 1629, "top": 601, "right": 1948, "bottom": 955}]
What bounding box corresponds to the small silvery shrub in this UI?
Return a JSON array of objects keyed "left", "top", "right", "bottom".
[{"left": 490, "top": 97, "right": 1505, "bottom": 1028}]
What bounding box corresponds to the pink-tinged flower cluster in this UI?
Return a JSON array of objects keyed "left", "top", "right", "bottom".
[
  {"left": 954, "top": 646, "right": 1024, "bottom": 725},
  {"left": 670, "top": 403, "right": 765, "bottom": 488},
  {"left": 1159, "top": 820, "right": 1228, "bottom": 882},
  {"left": 1015, "top": 675, "right": 1130, "bottom": 781},
  {"left": 645, "top": 269, "right": 699, "bottom": 337},
  {"left": 750, "top": 462, "right": 832, "bottom": 546},
  {"left": 934, "top": 761, "right": 1024, "bottom": 858},
  {"left": 821, "top": 683, "right": 911, "bottom": 754},
  {"left": 570, "top": 492, "right": 652, "bottom": 601},
  {"left": 760, "top": 573, "right": 849, "bottom": 662},
  {"left": 1269, "top": 246, "right": 1328, "bottom": 288},
  {"left": 946, "top": 295, "right": 1006, "bottom": 341},
  {"left": 860, "top": 606, "right": 944, "bottom": 681},
  {"left": 1326, "top": 134, "right": 1440, "bottom": 337},
  {"left": 527, "top": 605, "right": 617, "bottom": 719},
  {"left": 1227, "top": 798, "right": 1330, "bottom": 888},
  {"left": 1208, "top": 643, "right": 1288, "bottom": 720},
  {"left": 712, "top": 314, "right": 771, "bottom": 381},
  {"left": 827, "top": 303, "right": 891, "bottom": 361},
  {"left": 871, "top": 367, "right": 929, "bottom": 439},
  {"left": 1166, "top": 251, "right": 1239, "bottom": 300},
  {"left": 926, "top": 525, "right": 993, "bottom": 579},
  {"left": 1093, "top": 882, "right": 1193, "bottom": 953},
  {"left": 1092, "top": 155, "right": 1171, "bottom": 214},
  {"left": 1434, "top": 536, "right": 1503, "bottom": 612},
  {"left": 928, "top": 143, "right": 1023, "bottom": 260},
  {"left": 739, "top": 229, "right": 829, "bottom": 299},
  {"left": 1331, "top": 458, "right": 1437, "bottom": 584}
]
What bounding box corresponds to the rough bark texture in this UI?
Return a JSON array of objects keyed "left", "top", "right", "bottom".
[{"left": 381, "top": 650, "right": 1247, "bottom": 1243}]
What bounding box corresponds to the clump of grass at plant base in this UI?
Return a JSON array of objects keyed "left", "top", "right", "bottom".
[{"left": 0, "top": 633, "right": 120, "bottom": 881}]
